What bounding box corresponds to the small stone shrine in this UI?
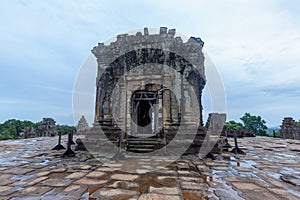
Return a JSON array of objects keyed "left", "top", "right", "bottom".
[
  {"left": 280, "top": 117, "right": 300, "bottom": 140},
  {"left": 76, "top": 115, "right": 90, "bottom": 132}
]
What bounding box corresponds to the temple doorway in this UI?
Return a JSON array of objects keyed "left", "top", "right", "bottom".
[{"left": 131, "top": 90, "right": 158, "bottom": 136}]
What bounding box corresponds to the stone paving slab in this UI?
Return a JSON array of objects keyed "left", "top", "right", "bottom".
[{"left": 0, "top": 136, "right": 299, "bottom": 199}]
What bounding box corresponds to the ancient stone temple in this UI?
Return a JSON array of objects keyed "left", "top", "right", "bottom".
[
  {"left": 19, "top": 126, "right": 36, "bottom": 138},
  {"left": 76, "top": 115, "right": 90, "bottom": 132},
  {"left": 36, "top": 118, "right": 57, "bottom": 137},
  {"left": 85, "top": 27, "right": 225, "bottom": 155},
  {"left": 280, "top": 117, "right": 300, "bottom": 140}
]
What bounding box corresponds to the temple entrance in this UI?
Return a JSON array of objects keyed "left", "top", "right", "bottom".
[{"left": 131, "top": 90, "right": 158, "bottom": 136}]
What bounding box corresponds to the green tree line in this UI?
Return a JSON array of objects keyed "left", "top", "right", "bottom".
[
  {"left": 225, "top": 113, "right": 269, "bottom": 136},
  {"left": 0, "top": 119, "right": 74, "bottom": 140}
]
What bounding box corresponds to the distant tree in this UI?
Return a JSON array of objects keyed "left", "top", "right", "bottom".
[
  {"left": 0, "top": 119, "right": 76, "bottom": 140},
  {"left": 0, "top": 119, "right": 37, "bottom": 138},
  {"left": 0, "top": 129, "right": 16, "bottom": 140},
  {"left": 240, "top": 113, "right": 268, "bottom": 136},
  {"left": 273, "top": 131, "right": 281, "bottom": 138},
  {"left": 225, "top": 120, "right": 244, "bottom": 131},
  {"left": 0, "top": 119, "right": 19, "bottom": 138},
  {"left": 56, "top": 124, "right": 75, "bottom": 135},
  {"left": 296, "top": 119, "right": 300, "bottom": 127}
]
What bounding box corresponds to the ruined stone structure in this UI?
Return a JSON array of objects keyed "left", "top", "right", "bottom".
[
  {"left": 76, "top": 115, "right": 90, "bottom": 132},
  {"left": 84, "top": 27, "right": 225, "bottom": 155},
  {"left": 280, "top": 117, "right": 300, "bottom": 140},
  {"left": 19, "top": 126, "right": 36, "bottom": 138},
  {"left": 221, "top": 126, "right": 255, "bottom": 138},
  {"left": 36, "top": 118, "right": 57, "bottom": 137}
]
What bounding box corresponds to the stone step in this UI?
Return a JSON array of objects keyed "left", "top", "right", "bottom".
[
  {"left": 127, "top": 138, "right": 161, "bottom": 142},
  {"left": 127, "top": 144, "right": 155, "bottom": 148},
  {"left": 126, "top": 148, "right": 155, "bottom": 153},
  {"left": 127, "top": 136, "right": 159, "bottom": 140},
  {"left": 127, "top": 141, "right": 159, "bottom": 146},
  {"left": 127, "top": 142, "right": 161, "bottom": 147},
  {"left": 126, "top": 135, "right": 163, "bottom": 153},
  {"left": 127, "top": 139, "right": 157, "bottom": 142}
]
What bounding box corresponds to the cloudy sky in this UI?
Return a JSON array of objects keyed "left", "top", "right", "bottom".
[{"left": 1, "top": 0, "right": 300, "bottom": 127}]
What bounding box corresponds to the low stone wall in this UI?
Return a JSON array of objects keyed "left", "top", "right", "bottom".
[{"left": 221, "top": 127, "right": 255, "bottom": 138}]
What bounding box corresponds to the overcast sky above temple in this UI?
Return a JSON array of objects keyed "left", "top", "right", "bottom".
[{"left": 1, "top": 0, "right": 300, "bottom": 127}]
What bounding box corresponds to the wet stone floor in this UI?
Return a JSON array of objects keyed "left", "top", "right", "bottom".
[{"left": 0, "top": 136, "right": 299, "bottom": 200}]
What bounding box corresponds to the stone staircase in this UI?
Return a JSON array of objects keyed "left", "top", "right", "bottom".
[
  {"left": 79, "top": 115, "right": 228, "bottom": 156},
  {"left": 126, "top": 136, "right": 164, "bottom": 153}
]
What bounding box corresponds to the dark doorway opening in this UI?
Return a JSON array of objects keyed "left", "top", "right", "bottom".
[
  {"left": 137, "top": 100, "right": 153, "bottom": 134},
  {"left": 132, "top": 90, "right": 158, "bottom": 135}
]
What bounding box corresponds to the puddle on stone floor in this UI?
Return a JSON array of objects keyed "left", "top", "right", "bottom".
[
  {"left": 223, "top": 155, "right": 257, "bottom": 168},
  {"left": 0, "top": 157, "right": 30, "bottom": 166},
  {"left": 274, "top": 152, "right": 298, "bottom": 158},
  {"left": 4, "top": 140, "right": 26, "bottom": 145},
  {"left": 280, "top": 167, "right": 300, "bottom": 176},
  {"left": 257, "top": 169, "right": 300, "bottom": 197},
  {"left": 287, "top": 188, "right": 300, "bottom": 198},
  {"left": 239, "top": 160, "right": 257, "bottom": 168},
  {"left": 262, "top": 170, "right": 281, "bottom": 180},
  {"left": 210, "top": 170, "right": 244, "bottom": 200},
  {"left": 38, "top": 159, "right": 51, "bottom": 166},
  {"left": 10, "top": 173, "right": 36, "bottom": 182}
]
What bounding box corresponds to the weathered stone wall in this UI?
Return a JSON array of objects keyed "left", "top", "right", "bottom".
[{"left": 280, "top": 117, "right": 300, "bottom": 140}]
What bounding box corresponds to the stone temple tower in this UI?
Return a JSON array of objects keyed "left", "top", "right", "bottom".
[
  {"left": 84, "top": 27, "right": 225, "bottom": 155},
  {"left": 92, "top": 28, "right": 205, "bottom": 126},
  {"left": 88, "top": 27, "right": 209, "bottom": 154}
]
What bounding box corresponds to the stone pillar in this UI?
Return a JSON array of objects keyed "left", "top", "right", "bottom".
[{"left": 157, "top": 92, "right": 163, "bottom": 133}]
